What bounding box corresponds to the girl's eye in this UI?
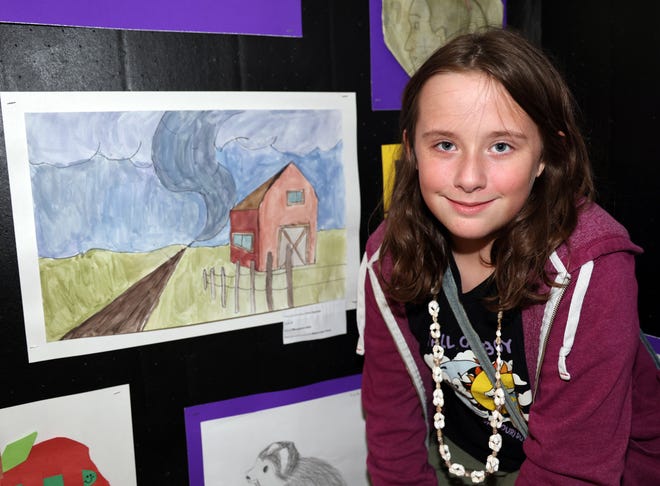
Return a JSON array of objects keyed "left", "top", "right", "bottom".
[
  {"left": 492, "top": 142, "right": 512, "bottom": 153},
  {"left": 436, "top": 141, "right": 455, "bottom": 152}
]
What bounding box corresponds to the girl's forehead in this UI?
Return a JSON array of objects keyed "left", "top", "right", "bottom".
[
  {"left": 415, "top": 71, "right": 534, "bottom": 133},
  {"left": 419, "top": 72, "right": 511, "bottom": 111}
]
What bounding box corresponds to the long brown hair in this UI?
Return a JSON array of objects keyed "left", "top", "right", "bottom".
[{"left": 381, "top": 28, "right": 594, "bottom": 309}]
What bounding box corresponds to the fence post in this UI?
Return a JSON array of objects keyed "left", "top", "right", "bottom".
[
  {"left": 220, "top": 266, "right": 226, "bottom": 309},
  {"left": 210, "top": 267, "right": 216, "bottom": 301},
  {"left": 266, "top": 252, "right": 273, "bottom": 312},
  {"left": 249, "top": 260, "right": 256, "bottom": 314},
  {"left": 286, "top": 244, "right": 294, "bottom": 308},
  {"left": 234, "top": 260, "right": 240, "bottom": 313}
]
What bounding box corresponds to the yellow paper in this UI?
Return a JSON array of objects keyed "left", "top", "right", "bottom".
[{"left": 381, "top": 143, "right": 400, "bottom": 212}]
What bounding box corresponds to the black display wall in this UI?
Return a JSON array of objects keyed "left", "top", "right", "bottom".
[
  {"left": 0, "top": 1, "right": 655, "bottom": 484},
  {"left": 541, "top": 2, "right": 660, "bottom": 334}
]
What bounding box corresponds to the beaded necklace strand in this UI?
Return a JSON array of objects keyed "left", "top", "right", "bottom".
[{"left": 428, "top": 296, "right": 505, "bottom": 483}]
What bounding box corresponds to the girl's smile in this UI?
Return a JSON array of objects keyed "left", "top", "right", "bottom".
[{"left": 446, "top": 197, "right": 495, "bottom": 215}]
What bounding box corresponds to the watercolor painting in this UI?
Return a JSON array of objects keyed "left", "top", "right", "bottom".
[
  {"left": 1, "top": 91, "right": 359, "bottom": 362},
  {"left": 0, "top": 385, "right": 136, "bottom": 485},
  {"left": 184, "top": 374, "right": 367, "bottom": 486}
]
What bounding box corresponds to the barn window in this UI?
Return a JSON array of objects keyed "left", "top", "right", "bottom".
[
  {"left": 287, "top": 189, "right": 304, "bottom": 205},
  {"left": 232, "top": 232, "right": 254, "bottom": 252}
]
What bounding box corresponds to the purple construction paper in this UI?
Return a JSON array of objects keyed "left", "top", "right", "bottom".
[
  {"left": 647, "top": 333, "right": 660, "bottom": 355},
  {"left": 0, "top": 0, "right": 302, "bottom": 37},
  {"left": 369, "top": 0, "right": 507, "bottom": 111},
  {"left": 369, "top": 0, "right": 409, "bottom": 111},
  {"left": 184, "top": 374, "right": 362, "bottom": 486}
]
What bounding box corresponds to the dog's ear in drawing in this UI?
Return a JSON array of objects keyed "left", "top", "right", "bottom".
[
  {"left": 265, "top": 441, "right": 299, "bottom": 477},
  {"left": 246, "top": 441, "right": 301, "bottom": 485},
  {"left": 247, "top": 440, "right": 347, "bottom": 486}
]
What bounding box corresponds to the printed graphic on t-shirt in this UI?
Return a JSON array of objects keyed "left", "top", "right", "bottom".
[{"left": 423, "top": 346, "right": 531, "bottom": 424}]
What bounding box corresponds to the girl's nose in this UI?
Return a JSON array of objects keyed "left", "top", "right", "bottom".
[{"left": 453, "top": 153, "right": 487, "bottom": 193}]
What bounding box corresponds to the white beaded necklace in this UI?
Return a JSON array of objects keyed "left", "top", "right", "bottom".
[{"left": 428, "top": 296, "right": 505, "bottom": 484}]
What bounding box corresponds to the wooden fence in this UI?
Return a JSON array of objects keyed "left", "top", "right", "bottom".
[{"left": 202, "top": 246, "right": 341, "bottom": 314}]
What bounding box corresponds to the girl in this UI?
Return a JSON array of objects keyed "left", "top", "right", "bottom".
[{"left": 357, "top": 28, "right": 660, "bottom": 484}]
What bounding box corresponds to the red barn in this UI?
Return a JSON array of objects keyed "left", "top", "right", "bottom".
[{"left": 229, "top": 162, "right": 318, "bottom": 271}]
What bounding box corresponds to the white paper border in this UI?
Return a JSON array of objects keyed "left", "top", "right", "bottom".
[{"left": 1, "top": 91, "right": 360, "bottom": 362}]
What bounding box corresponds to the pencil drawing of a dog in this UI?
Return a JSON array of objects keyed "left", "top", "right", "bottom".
[{"left": 245, "top": 441, "right": 347, "bottom": 486}]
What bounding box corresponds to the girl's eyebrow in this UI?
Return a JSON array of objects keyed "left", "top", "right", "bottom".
[
  {"left": 489, "top": 130, "right": 528, "bottom": 141},
  {"left": 419, "top": 129, "right": 457, "bottom": 140},
  {"left": 419, "top": 129, "right": 529, "bottom": 141}
]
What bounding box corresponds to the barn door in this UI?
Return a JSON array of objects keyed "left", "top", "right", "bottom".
[{"left": 277, "top": 225, "right": 309, "bottom": 268}]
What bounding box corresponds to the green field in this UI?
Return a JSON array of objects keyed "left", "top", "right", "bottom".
[{"left": 39, "top": 229, "right": 347, "bottom": 341}]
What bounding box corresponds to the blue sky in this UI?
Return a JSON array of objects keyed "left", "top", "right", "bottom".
[{"left": 26, "top": 109, "right": 345, "bottom": 259}]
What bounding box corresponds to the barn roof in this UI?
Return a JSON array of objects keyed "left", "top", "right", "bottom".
[{"left": 232, "top": 161, "right": 297, "bottom": 210}]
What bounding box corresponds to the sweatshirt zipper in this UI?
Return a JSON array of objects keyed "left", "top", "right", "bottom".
[{"left": 532, "top": 276, "right": 569, "bottom": 401}]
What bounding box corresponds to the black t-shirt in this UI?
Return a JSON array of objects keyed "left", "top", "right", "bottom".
[{"left": 406, "top": 260, "right": 531, "bottom": 472}]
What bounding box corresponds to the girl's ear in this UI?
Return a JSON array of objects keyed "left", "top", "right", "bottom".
[
  {"left": 402, "top": 129, "right": 416, "bottom": 168},
  {"left": 536, "top": 160, "right": 546, "bottom": 178},
  {"left": 402, "top": 129, "right": 411, "bottom": 151}
]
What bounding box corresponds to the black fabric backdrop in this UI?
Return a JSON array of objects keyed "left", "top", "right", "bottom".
[{"left": 0, "top": 1, "right": 656, "bottom": 483}]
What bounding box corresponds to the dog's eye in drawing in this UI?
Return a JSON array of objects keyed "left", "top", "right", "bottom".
[{"left": 262, "top": 465, "right": 269, "bottom": 473}]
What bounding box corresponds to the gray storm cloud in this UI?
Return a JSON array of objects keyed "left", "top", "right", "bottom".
[
  {"left": 215, "top": 110, "right": 342, "bottom": 153},
  {"left": 151, "top": 111, "right": 238, "bottom": 242}
]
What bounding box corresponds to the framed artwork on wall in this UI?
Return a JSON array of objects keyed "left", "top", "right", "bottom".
[
  {"left": 1, "top": 90, "right": 360, "bottom": 362},
  {"left": 184, "top": 374, "right": 367, "bottom": 486},
  {"left": 0, "top": 384, "right": 136, "bottom": 485}
]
